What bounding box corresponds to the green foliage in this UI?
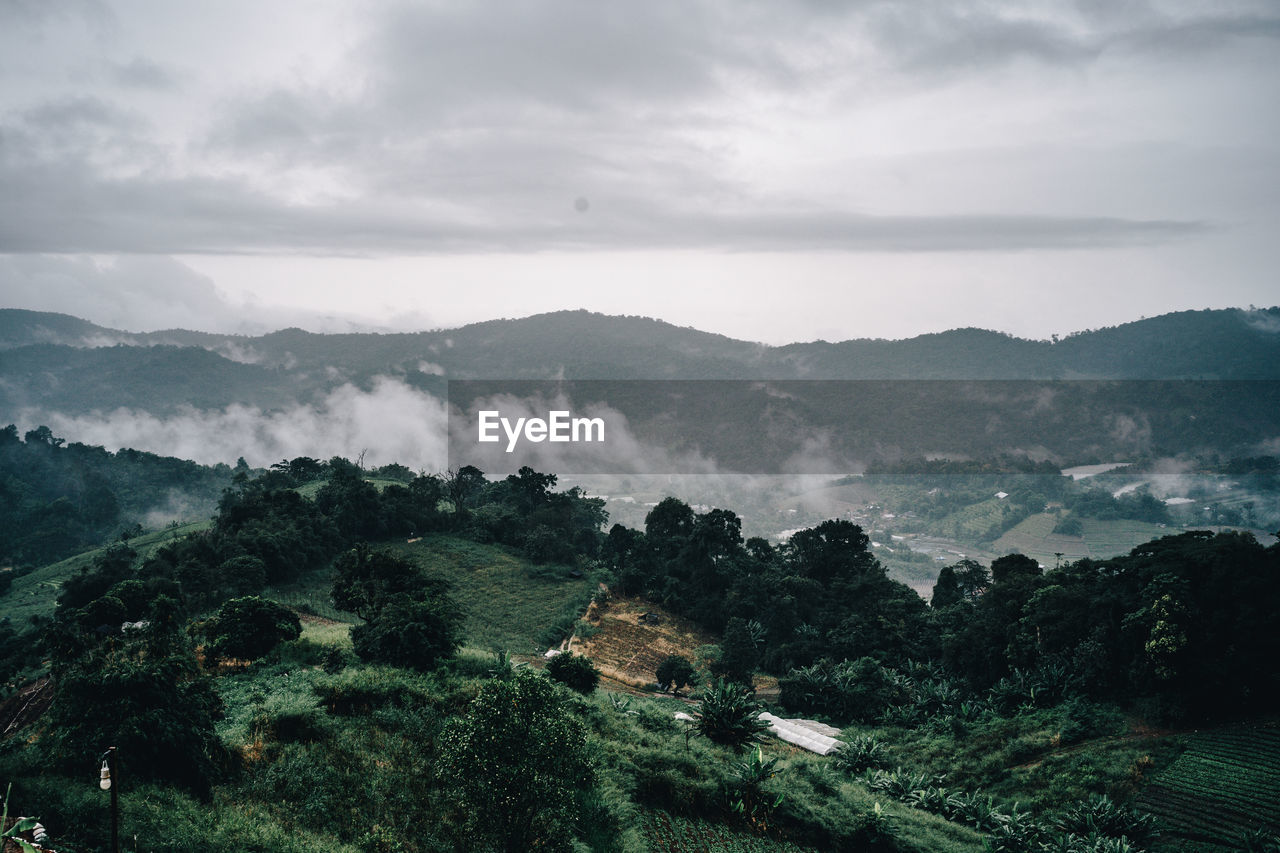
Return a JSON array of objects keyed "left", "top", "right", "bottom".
[
  {"left": 2, "top": 783, "right": 41, "bottom": 853},
  {"left": 694, "top": 678, "right": 770, "bottom": 752},
  {"left": 435, "top": 670, "right": 597, "bottom": 852},
  {"left": 1054, "top": 794, "right": 1159, "bottom": 844},
  {"left": 780, "top": 657, "right": 907, "bottom": 723},
  {"left": 46, "top": 613, "right": 227, "bottom": 796},
  {"left": 0, "top": 424, "right": 233, "bottom": 567},
  {"left": 727, "top": 746, "right": 785, "bottom": 835},
  {"left": 656, "top": 655, "right": 696, "bottom": 694},
  {"left": 331, "top": 545, "right": 462, "bottom": 671},
  {"left": 831, "top": 734, "right": 889, "bottom": 774},
  {"left": 546, "top": 651, "right": 600, "bottom": 694},
  {"left": 1240, "top": 827, "right": 1280, "bottom": 853},
  {"left": 714, "top": 617, "right": 762, "bottom": 685},
  {"left": 351, "top": 593, "right": 461, "bottom": 671},
  {"left": 203, "top": 596, "right": 301, "bottom": 661}
]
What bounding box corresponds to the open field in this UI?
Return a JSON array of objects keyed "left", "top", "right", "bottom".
[{"left": 570, "top": 595, "right": 717, "bottom": 691}]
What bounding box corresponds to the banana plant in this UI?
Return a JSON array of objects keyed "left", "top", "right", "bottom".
[{"left": 2, "top": 783, "right": 41, "bottom": 853}]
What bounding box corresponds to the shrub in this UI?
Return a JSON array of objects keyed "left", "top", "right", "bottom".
[
  {"left": 546, "top": 652, "right": 600, "bottom": 694},
  {"left": 351, "top": 593, "right": 460, "bottom": 671},
  {"left": 1055, "top": 794, "right": 1160, "bottom": 844},
  {"left": 831, "top": 733, "right": 888, "bottom": 773},
  {"left": 694, "top": 678, "right": 770, "bottom": 751},
  {"left": 435, "top": 671, "right": 597, "bottom": 852}
]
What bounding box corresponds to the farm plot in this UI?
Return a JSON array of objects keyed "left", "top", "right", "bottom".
[
  {"left": 639, "top": 810, "right": 816, "bottom": 852},
  {"left": 571, "top": 597, "right": 715, "bottom": 691},
  {"left": 1137, "top": 724, "right": 1280, "bottom": 845}
]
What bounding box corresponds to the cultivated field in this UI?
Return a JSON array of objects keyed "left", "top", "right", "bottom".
[
  {"left": 570, "top": 596, "right": 716, "bottom": 691},
  {"left": 992, "top": 514, "right": 1177, "bottom": 566},
  {"left": 639, "top": 810, "right": 816, "bottom": 852},
  {"left": 1137, "top": 723, "right": 1280, "bottom": 847}
]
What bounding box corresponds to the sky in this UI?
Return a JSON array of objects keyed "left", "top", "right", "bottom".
[{"left": 2, "top": 0, "right": 1278, "bottom": 344}]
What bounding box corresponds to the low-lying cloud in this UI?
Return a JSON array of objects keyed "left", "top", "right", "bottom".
[{"left": 20, "top": 376, "right": 449, "bottom": 471}]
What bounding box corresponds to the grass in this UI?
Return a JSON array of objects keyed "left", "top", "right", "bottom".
[
  {"left": 852, "top": 705, "right": 1185, "bottom": 819},
  {"left": 639, "top": 809, "right": 817, "bottom": 851},
  {"left": 386, "top": 534, "right": 597, "bottom": 653}
]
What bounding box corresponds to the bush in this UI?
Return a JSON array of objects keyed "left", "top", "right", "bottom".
[
  {"left": 831, "top": 733, "right": 888, "bottom": 773},
  {"left": 546, "top": 652, "right": 600, "bottom": 694},
  {"left": 1055, "top": 794, "right": 1160, "bottom": 844},
  {"left": 436, "top": 671, "right": 597, "bottom": 852}
]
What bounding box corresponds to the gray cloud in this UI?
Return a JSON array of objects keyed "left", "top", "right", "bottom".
[
  {"left": 0, "top": 0, "right": 1272, "bottom": 269},
  {"left": 108, "top": 57, "right": 177, "bottom": 90}
]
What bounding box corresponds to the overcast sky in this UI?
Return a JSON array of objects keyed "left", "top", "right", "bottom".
[{"left": 1, "top": 0, "right": 1278, "bottom": 344}]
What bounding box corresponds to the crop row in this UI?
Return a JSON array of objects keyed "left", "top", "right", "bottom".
[
  {"left": 1140, "top": 785, "right": 1279, "bottom": 842},
  {"left": 1155, "top": 767, "right": 1280, "bottom": 805},
  {"left": 639, "top": 810, "right": 813, "bottom": 853}
]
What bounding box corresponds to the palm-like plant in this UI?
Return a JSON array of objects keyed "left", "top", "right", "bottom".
[
  {"left": 831, "top": 733, "right": 888, "bottom": 773},
  {"left": 728, "top": 746, "right": 785, "bottom": 833},
  {"left": 695, "top": 677, "right": 771, "bottom": 751}
]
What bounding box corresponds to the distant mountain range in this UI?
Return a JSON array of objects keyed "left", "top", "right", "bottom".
[{"left": 2, "top": 307, "right": 1279, "bottom": 468}]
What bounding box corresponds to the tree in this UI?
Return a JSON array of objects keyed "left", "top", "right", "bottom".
[
  {"left": 351, "top": 592, "right": 461, "bottom": 671},
  {"left": 714, "top": 617, "right": 762, "bottom": 685},
  {"left": 784, "top": 519, "right": 877, "bottom": 583},
  {"left": 436, "top": 671, "right": 596, "bottom": 852},
  {"left": 991, "top": 553, "right": 1041, "bottom": 584},
  {"left": 47, "top": 597, "right": 227, "bottom": 796},
  {"left": 656, "top": 654, "right": 695, "bottom": 694},
  {"left": 546, "top": 651, "right": 599, "bottom": 693},
  {"left": 205, "top": 596, "right": 301, "bottom": 661},
  {"left": 331, "top": 545, "right": 443, "bottom": 621}
]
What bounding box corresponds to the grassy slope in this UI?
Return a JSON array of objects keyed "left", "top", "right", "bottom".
[
  {"left": 385, "top": 534, "right": 596, "bottom": 653},
  {"left": 0, "top": 520, "right": 211, "bottom": 627},
  {"left": 7, "top": 516, "right": 1274, "bottom": 852}
]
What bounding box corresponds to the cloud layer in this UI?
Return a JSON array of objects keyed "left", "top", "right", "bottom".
[{"left": 4, "top": 1, "right": 1273, "bottom": 256}]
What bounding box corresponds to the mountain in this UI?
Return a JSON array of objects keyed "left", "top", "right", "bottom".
[{"left": 2, "top": 306, "right": 1279, "bottom": 468}]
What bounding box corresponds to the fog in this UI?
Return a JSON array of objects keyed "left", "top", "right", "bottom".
[{"left": 20, "top": 376, "right": 449, "bottom": 471}]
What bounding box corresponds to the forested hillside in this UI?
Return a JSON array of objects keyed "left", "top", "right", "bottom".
[
  {"left": 0, "top": 450, "right": 1276, "bottom": 852},
  {"left": 0, "top": 425, "right": 234, "bottom": 567},
  {"left": 3, "top": 306, "right": 1279, "bottom": 417}
]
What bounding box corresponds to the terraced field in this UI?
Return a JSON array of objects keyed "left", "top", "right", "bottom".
[{"left": 1138, "top": 724, "right": 1280, "bottom": 846}]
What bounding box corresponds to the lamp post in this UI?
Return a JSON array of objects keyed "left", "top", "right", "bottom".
[{"left": 98, "top": 747, "right": 118, "bottom": 853}]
